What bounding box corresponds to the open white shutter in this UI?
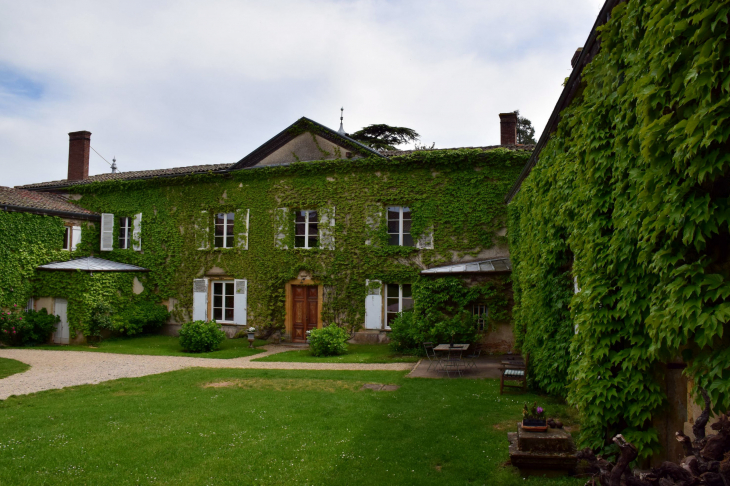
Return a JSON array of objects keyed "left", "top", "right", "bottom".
[
  {"left": 274, "top": 208, "right": 289, "bottom": 249},
  {"left": 236, "top": 209, "right": 249, "bottom": 250},
  {"left": 132, "top": 213, "right": 142, "bottom": 251},
  {"left": 416, "top": 226, "right": 434, "bottom": 249},
  {"left": 233, "top": 279, "right": 248, "bottom": 325},
  {"left": 100, "top": 213, "right": 114, "bottom": 251},
  {"left": 364, "top": 279, "right": 383, "bottom": 329},
  {"left": 196, "top": 211, "right": 209, "bottom": 250},
  {"left": 319, "top": 206, "right": 335, "bottom": 250},
  {"left": 192, "top": 279, "right": 208, "bottom": 321},
  {"left": 364, "top": 206, "right": 382, "bottom": 246},
  {"left": 71, "top": 226, "right": 82, "bottom": 251}
]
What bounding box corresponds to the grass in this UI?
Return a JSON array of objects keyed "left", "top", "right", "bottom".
[
  {"left": 0, "top": 357, "right": 29, "bottom": 379},
  {"left": 22, "top": 335, "right": 268, "bottom": 359},
  {"left": 0, "top": 368, "right": 583, "bottom": 485},
  {"left": 253, "top": 343, "right": 420, "bottom": 363}
]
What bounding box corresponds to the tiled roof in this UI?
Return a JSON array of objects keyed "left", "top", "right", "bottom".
[
  {"left": 37, "top": 257, "right": 149, "bottom": 272},
  {"left": 0, "top": 186, "right": 98, "bottom": 217},
  {"left": 421, "top": 258, "right": 512, "bottom": 274},
  {"left": 383, "top": 145, "right": 535, "bottom": 157},
  {"left": 16, "top": 163, "right": 234, "bottom": 190}
]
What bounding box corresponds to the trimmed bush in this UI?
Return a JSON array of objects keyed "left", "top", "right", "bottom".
[
  {"left": 179, "top": 320, "right": 226, "bottom": 353},
  {"left": 309, "top": 325, "right": 349, "bottom": 357},
  {"left": 0, "top": 308, "right": 59, "bottom": 346},
  {"left": 389, "top": 310, "right": 478, "bottom": 354},
  {"left": 112, "top": 301, "right": 170, "bottom": 335}
]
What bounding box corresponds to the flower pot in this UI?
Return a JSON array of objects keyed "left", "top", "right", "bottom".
[
  {"left": 247, "top": 333, "right": 255, "bottom": 348},
  {"left": 521, "top": 419, "right": 548, "bottom": 432}
]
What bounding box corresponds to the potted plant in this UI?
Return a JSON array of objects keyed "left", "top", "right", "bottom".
[
  {"left": 246, "top": 327, "right": 256, "bottom": 348},
  {"left": 522, "top": 402, "right": 548, "bottom": 432}
]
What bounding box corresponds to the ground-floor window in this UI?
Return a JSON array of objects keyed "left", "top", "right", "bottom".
[
  {"left": 212, "top": 281, "right": 235, "bottom": 322},
  {"left": 386, "top": 283, "right": 413, "bottom": 328},
  {"left": 473, "top": 304, "right": 488, "bottom": 331}
]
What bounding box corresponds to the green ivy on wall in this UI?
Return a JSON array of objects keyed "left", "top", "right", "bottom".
[{"left": 509, "top": 0, "right": 730, "bottom": 458}]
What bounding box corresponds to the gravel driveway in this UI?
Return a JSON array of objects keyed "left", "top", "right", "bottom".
[{"left": 0, "top": 346, "right": 415, "bottom": 400}]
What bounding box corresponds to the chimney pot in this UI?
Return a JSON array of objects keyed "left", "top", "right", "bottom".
[
  {"left": 499, "top": 113, "right": 518, "bottom": 146},
  {"left": 67, "top": 131, "right": 91, "bottom": 181}
]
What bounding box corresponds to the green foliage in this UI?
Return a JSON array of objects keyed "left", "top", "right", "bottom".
[
  {"left": 509, "top": 0, "right": 730, "bottom": 458},
  {"left": 88, "top": 301, "right": 114, "bottom": 341},
  {"left": 0, "top": 307, "right": 59, "bottom": 346},
  {"left": 349, "top": 124, "right": 420, "bottom": 151},
  {"left": 308, "top": 324, "right": 349, "bottom": 356},
  {"left": 522, "top": 402, "right": 546, "bottom": 421},
  {"left": 111, "top": 301, "right": 170, "bottom": 335},
  {"left": 515, "top": 111, "right": 536, "bottom": 145},
  {"left": 179, "top": 320, "right": 226, "bottom": 353}
]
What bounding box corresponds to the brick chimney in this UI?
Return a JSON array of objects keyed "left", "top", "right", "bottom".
[
  {"left": 67, "top": 131, "right": 91, "bottom": 181},
  {"left": 499, "top": 113, "right": 517, "bottom": 146}
]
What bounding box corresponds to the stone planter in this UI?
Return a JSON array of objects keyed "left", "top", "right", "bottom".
[
  {"left": 522, "top": 419, "right": 548, "bottom": 432},
  {"left": 247, "top": 332, "right": 255, "bottom": 348}
]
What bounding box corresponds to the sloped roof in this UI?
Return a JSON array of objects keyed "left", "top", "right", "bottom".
[
  {"left": 383, "top": 144, "right": 535, "bottom": 157},
  {"left": 0, "top": 186, "right": 99, "bottom": 219},
  {"left": 37, "top": 257, "right": 149, "bottom": 272},
  {"left": 229, "top": 117, "right": 384, "bottom": 170},
  {"left": 421, "top": 258, "right": 512, "bottom": 274},
  {"left": 16, "top": 163, "right": 233, "bottom": 191}
]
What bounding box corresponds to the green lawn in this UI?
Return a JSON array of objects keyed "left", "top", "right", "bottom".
[
  {"left": 253, "top": 344, "right": 420, "bottom": 363},
  {"left": 0, "top": 357, "right": 29, "bottom": 379},
  {"left": 23, "top": 335, "right": 268, "bottom": 359},
  {"left": 0, "top": 369, "right": 582, "bottom": 485}
]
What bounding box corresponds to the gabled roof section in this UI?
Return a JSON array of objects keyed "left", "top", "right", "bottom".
[
  {"left": 230, "top": 117, "right": 384, "bottom": 170},
  {"left": 421, "top": 258, "right": 512, "bottom": 275},
  {"left": 37, "top": 257, "right": 149, "bottom": 272},
  {"left": 0, "top": 186, "right": 99, "bottom": 220},
  {"left": 504, "top": 0, "right": 623, "bottom": 203}
]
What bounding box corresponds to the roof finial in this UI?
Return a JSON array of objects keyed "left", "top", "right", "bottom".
[
  {"left": 111, "top": 157, "right": 118, "bottom": 174},
  {"left": 338, "top": 107, "right": 346, "bottom": 135}
]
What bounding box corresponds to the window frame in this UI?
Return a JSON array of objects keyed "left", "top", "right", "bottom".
[
  {"left": 119, "top": 217, "right": 132, "bottom": 249},
  {"left": 385, "top": 283, "right": 413, "bottom": 329},
  {"left": 211, "top": 280, "right": 236, "bottom": 323},
  {"left": 294, "top": 210, "right": 319, "bottom": 249},
  {"left": 387, "top": 206, "right": 413, "bottom": 247},
  {"left": 214, "top": 212, "right": 235, "bottom": 249},
  {"left": 62, "top": 226, "right": 71, "bottom": 251},
  {"left": 473, "top": 304, "right": 488, "bottom": 332}
]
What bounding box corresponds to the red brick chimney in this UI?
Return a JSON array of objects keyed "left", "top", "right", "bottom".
[
  {"left": 67, "top": 131, "right": 91, "bottom": 181},
  {"left": 499, "top": 113, "right": 517, "bottom": 146}
]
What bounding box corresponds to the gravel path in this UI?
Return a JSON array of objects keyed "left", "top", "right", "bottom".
[{"left": 0, "top": 346, "right": 415, "bottom": 400}]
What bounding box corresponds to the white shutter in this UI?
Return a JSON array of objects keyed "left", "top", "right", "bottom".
[
  {"left": 416, "top": 226, "right": 434, "bottom": 249},
  {"left": 233, "top": 279, "right": 248, "bottom": 325},
  {"left": 100, "top": 213, "right": 114, "bottom": 251},
  {"left": 274, "top": 208, "right": 289, "bottom": 249},
  {"left": 236, "top": 209, "right": 250, "bottom": 250},
  {"left": 364, "top": 279, "right": 383, "bottom": 329},
  {"left": 71, "top": 226, "right": 82, "bottom": 251},
  {"left": 196, "top": 211, "right": 209, "bottom": 250},
  {"left": 132, "top": 213, "right": 142, "bottom": 251},
  {"left": 319, "top": 206, "right": 335, "bottom": 250},
  {"left": 192, "top": 278, "right": 208, "bottom": 321},
  {"left": 364, "top": 206, "right": 382, "bottom": 246}
]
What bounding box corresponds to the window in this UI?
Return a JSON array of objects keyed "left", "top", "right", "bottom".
[
  {"left": 62, "top": 227, "right": 71, "bottom": 250},
  {"left": 119, "top": 217, "right": 132, "bottom": 249},
  {"left": 215, "top": 212, "right": 235, "bottom": 248},
  {"left": 386, "top": 283, "right": 413, "bottom": 327},
  {"left": 387, "top": 206, "right": 413, "bottom": 246},
  {"left": 295, "top": 210, "right": 319, "bottom": 248},
  {"left": 473, "top": 304, "right": 488, "bottom": 331},
  {"left": 212, "top": 281, "right": 235, "bottom": 322}
]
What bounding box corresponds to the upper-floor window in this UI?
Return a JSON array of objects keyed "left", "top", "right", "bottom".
[
  {"left": 385, "top": 283, "right": 413, "bottom": 328},
  {"left": 388, "top": 206, "right": 413, "bottom": 246},
  {"left": 473, "top": 304, "right": 488, "bottom": 331},
  {"left": 215, "top": 212, "right": 235, "bottom": 248},
  {"left": 62, "top": 227, "right": 72, "bottom": 250},
  {"left": 295, "top": 210, "right": 319, "bottom": 248},
  {"left": 119, "top": 217, "right": 132, "bottom": 249},
  {"left": 62, "top": 226, "right": 81, "bottom": 251}
]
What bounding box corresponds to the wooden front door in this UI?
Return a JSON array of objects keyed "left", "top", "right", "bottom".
[{"left": 292, "top": 285, "right": 318, "bottom": 342}]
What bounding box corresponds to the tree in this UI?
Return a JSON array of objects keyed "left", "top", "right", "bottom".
[
  {"left": 515, "top": 110, "right": 537, "bottom": 144},
  {"left": 349, "top": 124, "right": 420, "bottom": 151}
]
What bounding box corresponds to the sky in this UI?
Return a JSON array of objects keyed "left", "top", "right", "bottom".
[{"left": 0, "top": 0, "right": 605, "bottom": 187}]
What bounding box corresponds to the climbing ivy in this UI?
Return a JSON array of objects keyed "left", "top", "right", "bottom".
[{"left": 509, "top": 0, "right": 730, "bottom": 458}]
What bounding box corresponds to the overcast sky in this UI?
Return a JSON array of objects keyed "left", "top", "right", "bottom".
[{"left": 0, "top": 0, "right": 604, "bottom": 187}]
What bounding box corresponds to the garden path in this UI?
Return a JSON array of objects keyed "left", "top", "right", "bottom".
[{"left": 0, "top": 345, "right": 415, "bottom": 400}]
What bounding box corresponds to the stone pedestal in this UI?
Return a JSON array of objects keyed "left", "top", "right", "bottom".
[{"left": 509, "top": 424, "right": 578, "bottom": 472}]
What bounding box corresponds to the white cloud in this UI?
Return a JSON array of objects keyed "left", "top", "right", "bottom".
[{"left": 0, "top": 0, "right": 605, "bottom": 186}]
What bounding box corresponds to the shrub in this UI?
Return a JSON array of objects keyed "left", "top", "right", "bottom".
[
  {"left": 0, "top": 307, "right": 59, "bottom": 346},
  {"left": 112, "top": 301, "right": 169, "bottom": 335},
  {"left": 179, "top": 320, "right": 226, "bottom": 353},
  {"left": 309, "top": 325, "right": 349, "bottom": 357},
  {"left": 389, "top": 310, "right": 478, "bottom": 354},
  {"left": 87, "top": 301, "right": 114, "bottom": 342}
]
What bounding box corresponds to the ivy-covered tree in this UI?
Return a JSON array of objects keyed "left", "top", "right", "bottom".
[
  {"left": 349, "top": 124, "right": 420, "bottom": 151},
  {"left": 515, "top": 111, "right": 536, "bottom": 144}
]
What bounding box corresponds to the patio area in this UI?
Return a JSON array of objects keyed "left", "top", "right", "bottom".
[{"left": 408, "top": 352, "right": 508, "bottom": 379}]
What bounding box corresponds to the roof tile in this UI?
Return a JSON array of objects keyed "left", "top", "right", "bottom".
[{"left": 0, "top": 186, "right": 97, "bottom": 216}]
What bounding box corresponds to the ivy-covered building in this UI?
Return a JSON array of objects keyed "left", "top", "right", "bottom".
[
  {"left": 505, "top": 0, "right": 729, "bottom": 464},
  {"left": 10, "top": 116, "right": 531, "bottom": 348}
]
